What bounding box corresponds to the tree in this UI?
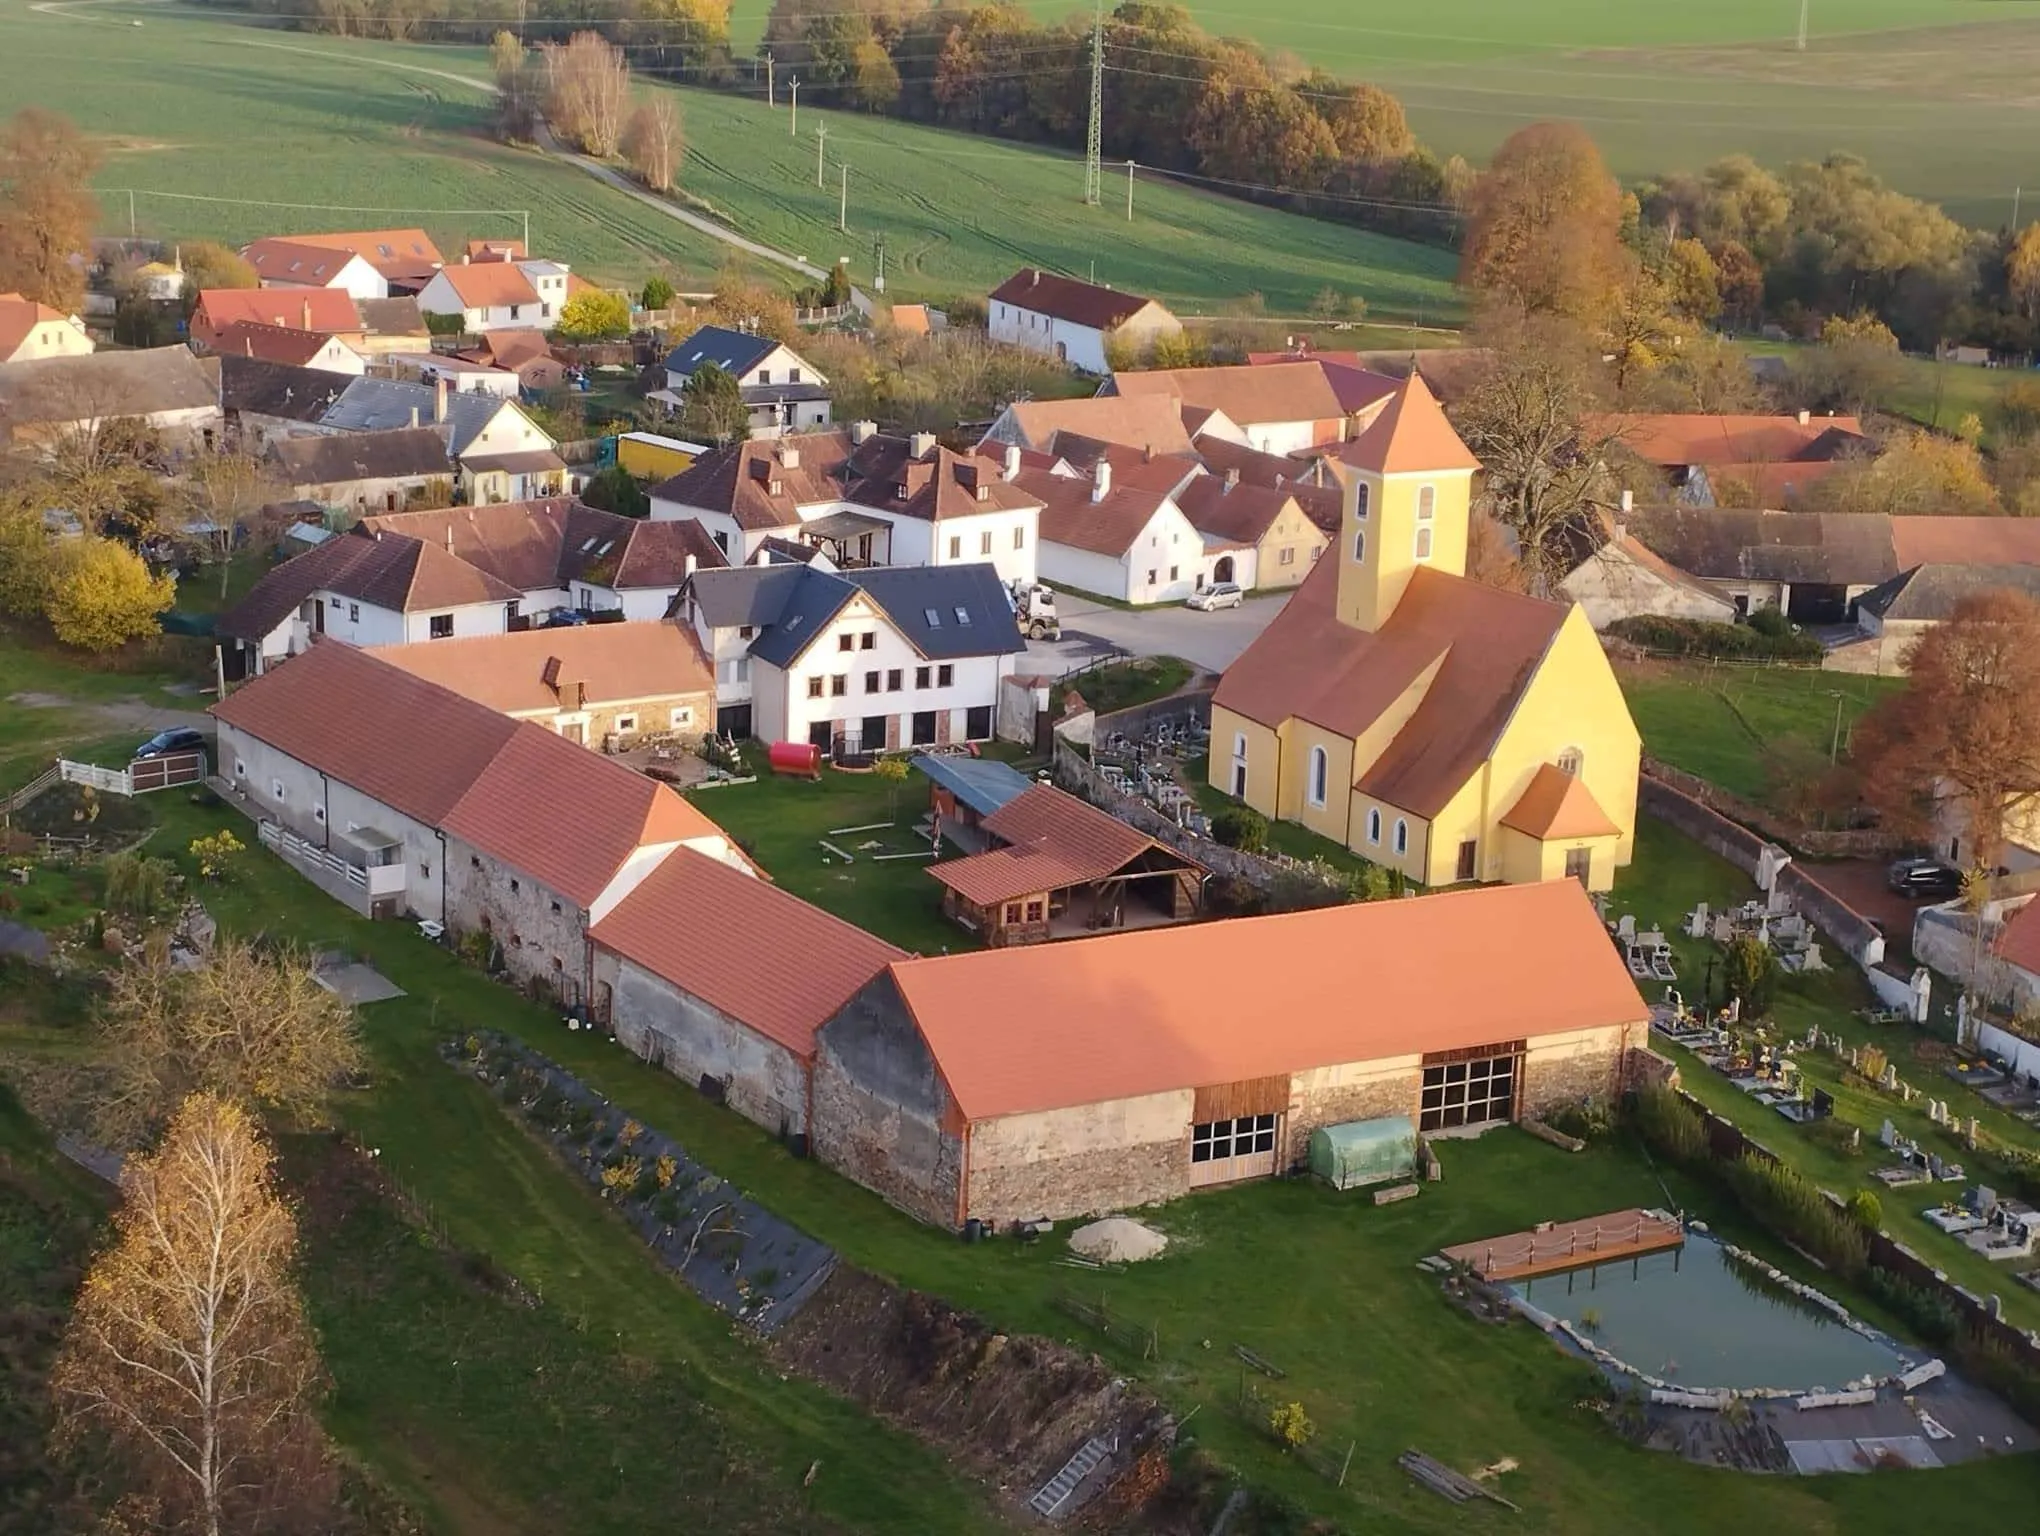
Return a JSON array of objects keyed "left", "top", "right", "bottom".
[
  {"left": 0, "top": 488, "right": 55, "bottom": 618},
  {"left": 1449, "top": 309, "right": 1621, "bottom": 592},
  {"left": 0, "top": 107, "right": 100, "bottom": 312},
  {"left": 1853, "top": 589, "right": 2040, "bottom": 875},
  {"left": 555, "top": 288, "right": 631, "bottom": 340},
  {"left": 1805, "top": 429, "right": 1999, "bottom": 517},
  {"left": 1691, "top": 154, "right": 1792, "bottom": 263},
  {"left": 622, "top": 96, "right": 684, "bottom": 194},
  {"left": 1846, "top": 1189, "right": 1883, "bottom": 1231},
  {"left": 580, "top": 464, "right": 650, "bottom": 518},
  {"left": 492, "top": 31, "right": 537, "bottom": 142},
  {"left": 53, "top": 1094, "right": 332, "bottom": 1536},
  {"left": 872, "top": 752, "right": 909, "bottom": 817},
  {"left": 1464, "top": 507, "right": 1530, "bottom": 593},
  {"left": 1599, "top": 263, "right": 1689, "bottom": 398},
  {"left": 1714, "top": 240, "right": 1766, "bottom": 331},
  {"left": 640, "top": 275, "right": 676, "bottom": 312},
  {"left": 93, "top": 938, "right": 366, "bottom": 1147},
  {"left": 42, "top": 538, "right": 174, "bottom": 653},
  {"left": 541, "top": 32, "right": 632, "bottom": 157},
  {"left": 2009, "top": 222, "right": 2040, "bottom": 320},
  {"left": 1724, "top": 933, "right": 1779, "bottom": 1017},
  {"left": 1461, "top": 122, "right": 1624, "bottom": 321},
  {"left": 680, "top": 360, "right": 750, "bottom": 444},
  {"left": 177, "top": 449, "right": 282, "bottom": 596},
  {"left": 1308, "top": 77, "right": 1412, "bottom": 163},
  {"left": 1793, "top": 311, "right": 1903, "bottom": 415},
  {"left": 175, "top": 242, "right": 257, "bottom": 307}
]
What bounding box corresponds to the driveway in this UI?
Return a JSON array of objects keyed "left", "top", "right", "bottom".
[{"left": 1045, "top": 591, "right": 1291, "bottom": 676}]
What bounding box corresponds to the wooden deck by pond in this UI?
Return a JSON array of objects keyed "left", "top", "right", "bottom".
[{"left": 1441, "top": 1208, "right": 1684, "bottom": 1282}]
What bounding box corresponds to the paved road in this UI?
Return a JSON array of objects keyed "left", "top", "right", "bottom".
[{"left": 1045, "top": 591, "right": 1291, "bottom": 676}]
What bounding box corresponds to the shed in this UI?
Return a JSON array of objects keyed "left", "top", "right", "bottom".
[
  {"left": 1307, "top": 1116, "right": 1417, "bottom": 1191},
  {"left": 914, "top": 753, "right": 1032, "bottom": 846}
]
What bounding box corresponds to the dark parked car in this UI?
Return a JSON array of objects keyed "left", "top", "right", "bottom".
[
  {"left": 134, "top": 727, "right": 207, "bottom": 761},
  {"left": 1887, "top": 857, "right": 1962, "bottom": 900},
  {"left": 534, "top": 606, "right": 589, "bottom": 629}
]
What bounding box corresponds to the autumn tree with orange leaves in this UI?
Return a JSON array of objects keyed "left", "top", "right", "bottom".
[
  {"left": 1460, "top": 121, "right": 1625, "bottom": 322},
  {"left": 53, "top": 1094, "right": 333, "bottom": 1536},
  {"left": 1852, "top": 589, "right": 2040, "bottom": 876}
]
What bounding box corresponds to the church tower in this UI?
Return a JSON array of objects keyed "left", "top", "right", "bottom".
[{"left": 1333, "top": 372, "right": 1481, "bottom": 633}]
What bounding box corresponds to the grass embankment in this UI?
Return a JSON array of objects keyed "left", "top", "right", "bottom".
[{"left": 1618, "top": 661, "right": 1899, "bottom": 808}]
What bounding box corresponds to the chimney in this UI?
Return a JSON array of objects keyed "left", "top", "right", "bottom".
[
  {"left": 1002, "top": 443, "right": 1021, "bottom": 482},
  {"left": 301, "top": 298, "right": 312, "bottom": 330},
  {"left": 777, "top": 443, "right": 801, "bottom": 470},
  {"left": 1224, "top": 467, "right": 1239, "bottom": 490},
  {"left": 434, "top": 375, "right": 448, "bottom": 424},
  {"left": 1091, "top": 458, "right": 1112, "bottom": 503},
  {"left": 243, "top": 338, "right": 254, "bottom": 357},
  {"left": 851, "top": 419, "right": 877, "bottom": 444},
  {"left": 1620, "top": 488, "right": 1634, "bottom": 514},
  {"left": 1797, "top": 408, "right": 1811, "bottom": 426},
  {"left": 753, "top": 546, "right": 771, "bottom": 566},
  {"left": 173, "top": 245, "right": 182, "bottom": 275},
  {"left": 462, "top": 252, "right": 471, "bottom": 265},
  {"left": 909, "top": 431, "right": 937, "bottom": 460},
  {"left": 684, "top": 553, "right": 697, "bottom": 577},
  {"left": 409, "top": 405, "right": 420, "bottom": 429},
  {"left": 1030, "top": 269, "right": 1040, "bottom": 287}
]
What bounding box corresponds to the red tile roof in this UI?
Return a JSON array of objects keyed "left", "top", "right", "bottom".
[
  {"left": 216, "top": 533, "right": 522, "bottom": 642},
  {"left": 930, "top": 783, "right": 1198, "bottom": 906},
  {"left": 0, "top": 294, "right": 78, "bottom": 360},
  {"left": 1114, "top": 361, "right": 1390, "bottom": 432},
  {"left": 371, "top": 620, "right": 713, "bottom": 716},
  {"left": 1598, "top": 413, "right": 1866, "bottom": 468},
  {"left": 1889, "top": 516, "right": 2040, "bottom": 568},
  {"left": 436, "top": 262, "right": 541, "bottom": 309},
  {"left": 211, "top": 321, "right": 351, "bottom": 368},
  {"left": 1013, "top": 466, "right": 1177, "bottom": 558},
  {"left": 1995, "top": 899, "right": 2040, "bottom": 976},
  {"left": 440, "top": 726, "right": 727, "bottom": 907},
  {"left": 592, "top": 849, "right": 904, "bottom": 1057},
  {"left": 989, "top": 269, "right": 1164, "bottom": 331},
  {"left": 1499, "top": 764, "right": 1622, "bottom": 840},
  {"left": 887, "top": 879, "right": 1645, "bottom": 1121},
  {"left": 282, "top": 228, "right": 445, "bottom": 281},
  {"left": 194, "top": 288, "right": 360, "bottom": 342},
  {"left": 242, "top": 238, "right": 371, "bottom": 287},
  {"left": 986, "top": 395, "right": 1196, "bottom": 457},
  {"left": 1338, "top": 372, "right": 1480, "bottom": 475},
  {"left": 1214, "top": 558, "right": 1569, "bottom": 817},
  {"left": 1174, "top": 477, "right": 1310, "bottom": 547}
]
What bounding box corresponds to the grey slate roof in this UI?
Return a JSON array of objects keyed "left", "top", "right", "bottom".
[
  {"left": 220, "top": 355, "right": 349, "bottom": 424},
  {"left": 693, "top": 561, "right": 1024, "bottom": 668},
  {"left": 320, "top": 376, "right": 533, "bottom": 458},
  {"left": 1623, "top": 507, "right": 1901, "bottom": 587},
  {"left": 0, "top": 347, "right": 220, "bottom": 429},
  {"left": 1857, "top": 563, "right": 2040, "bottom": 623},
  {"left": 664, "top": 325, "right": 777, "bottom": 379},
  {"left": 270, "top": 426, "right": 451, "bottom": 486}
]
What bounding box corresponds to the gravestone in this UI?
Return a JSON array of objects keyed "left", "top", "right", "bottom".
[
  {"left": 1928, "top": 1153, "right": 1945, "bottom": 1180},
  {"left": 1882, "top": 1064, "right": 1901, "bottom": 1092},
  {"left": 1879, "top": 1118, "right": 1897, "bottom": 1148},
  {"left": 1967, "top": 1116, "right": 1981, "bottom": 1150},
  {"left": 1848, "top": 1127, "right": 1861, "bottom": 1154}
]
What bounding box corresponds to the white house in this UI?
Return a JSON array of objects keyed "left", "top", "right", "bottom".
[
  {"left": 679, "top": 561, "right": 1024, "bottom": 749},
  {"left": 383, "top": 352, "right": 523, "bottom": 399},
  {"left": 210, "top": 321, "right": 369, "bottom": 377},
  {"left": 242, "top": 238, "right": 390, "bottom": 303},
  {"left": 0, "top": 294, "right": 93, "bottom": 364},
  {"left": 661, "top": 325, "right": 832, "bottom": 436},
  {"left": 987, "top": 268, "right": 1179, "bottom": 375},
  {"left": 649, "top": 427, "right": 1042, "bottom": 588},
  {"left": 319, "top": 376, "right": 563, "bottom": 503},
  {"left": 1016, "top": 458, "right": 1208, "bottom": 605},
  {"left": 416, "top": 260, "right": 552, "bottom": 333}
]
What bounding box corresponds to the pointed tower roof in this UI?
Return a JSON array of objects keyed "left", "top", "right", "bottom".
[{"left": 1339, "top": 371, "right": 1480, "bottom": 475}]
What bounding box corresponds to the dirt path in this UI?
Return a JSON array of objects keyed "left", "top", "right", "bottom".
[{"left": 8, "top": 692, "right": 213, "bottom": 741}]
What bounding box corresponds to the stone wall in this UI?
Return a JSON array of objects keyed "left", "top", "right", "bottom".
[
  {"left": 1086, "top": 687, "right": 1214, "bottom": 745},
  {"left": 1773, "top": 863, "right": 1884, "bottom": 969},
  {"left": 1638, "top": 774, "right": 1768, "bottom": 874},
  {"left": 1284, "top": 1064, "right": 1420, "bottom": 1165},
  {"left": 1642, "top": 757, "right": 1893, "bottom": 860},
  {"left": 606, "top": 954, "right": 811, "bottom": 1137},
  {"left": 444, "top": 836, "right": 589, "bottom": 1003},
  {"left": 1520, "top": 1038, "right": 1628, "bottom": 1115},
  {"left": 967, "top": 1136, "right": 1188, "bottom": 1226},
  {"left": 810, "top": 976, "right": 960, "bottom": 1227}
]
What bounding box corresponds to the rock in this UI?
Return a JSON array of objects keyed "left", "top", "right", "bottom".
[{"left": 1068, "top": 1216, "right": 1168, "bottom": 1264}]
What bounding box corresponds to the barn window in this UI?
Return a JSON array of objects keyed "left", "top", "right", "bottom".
[
  {"left": 670, "top": 706, "right": 694, "bottom": 728},
  {"left": 1004, "top": 902, "right": 1023, "bottom": 924},
  {"left": 1307, "top": 746, "right": 1328, "bottom": 809},
  {"left": 1419, "top": 1048, "right": 1520, "bottom": 1132},
  {"left": 1191, "top": 1114, "right": 1276, "bottom": 1163},
  {"left": 614, "top": 714, "right": 637, "bottom": 734}
]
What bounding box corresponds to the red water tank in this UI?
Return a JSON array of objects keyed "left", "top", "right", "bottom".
[{"left": 768, "top": 740, "right": 822, "bottom": 779}]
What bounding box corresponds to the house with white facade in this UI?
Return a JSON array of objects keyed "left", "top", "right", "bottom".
[
  {"left": 678, "top": 561, "right": 1024, "bottom": 749},
  {"left": 0, "top": 294, "right": 93, "bottom": 364},
  {"left": 986, "top": 269, "right": 1179, "bottom": 375},
  {"left": 1108, "top": 360, "right": 1398, "bottom": 457},
  {"left": 242, "top": 238, "right": 390, "bottom": 303},
  {"left": 320, "top": 376, "right": 563, "bottom": 502},
  {"left": 1016, "top": 456, "right": 1210, "bottom": 605},
  {"left": 211, "top": 321, "right": 368, "bottom": 377},
  {"left": 660, "top": 325, "right": 832, "bottom": 436},
  {"left": 260, "top": 228, "right": 446, "bottom": 294},
  {"left": 0, "top": 347, "right": 221, "bottom": 456},
  {"left": 209, "top": 641, "right": 746, "bottom": 1008},
  {"left": 649, "top": 426, "right": 1042, "bottom": 587},
  {"left": 416, "top": 259, "right": 565, "bottom": 333}
]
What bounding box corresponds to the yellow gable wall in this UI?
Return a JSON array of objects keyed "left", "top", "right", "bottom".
[
  {"left": 1287, "top": 722, "right": 1357, "bottom": 843},
  {"left": 1209, "top": 705, "right": 1283, "bottom": 817},
  {"left": 1253, "top": 504, "right": 1327, "bottom": 591}
]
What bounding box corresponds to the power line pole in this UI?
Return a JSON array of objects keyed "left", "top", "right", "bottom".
[
  {"left": 1126, "top": 160, "right": 1135, "bottom": 221},
  {"left": 789, "top": 79, "right": 799, "bottom": 137},
  {"left": 2016, "top": 184, "right": 2024, "bottom": 229},
  {"left": 817, "top": 123, "right": 827, "bottom": 188},
  {"left": 840, "top": 164, "right": 848, "bottom": 232},
  {"left": 874, "top": 232, "right": 886, "bottom": 293},
  {"left": 765, "top": 50, "right": 775, "bottom": 107},
  {"left": 1084, "top": 0, "right": 1103, "bottom": 206},
  {"left": 1796, "top": 0, "right": 1809, "bottom": 50},
  {"left": 128, "top": 189, "right": 137, "bottom": 241}
]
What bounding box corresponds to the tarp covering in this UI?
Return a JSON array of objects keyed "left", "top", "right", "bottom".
[{"left": 1308, "top": 1115, "right": 1417, "bottom": 1191}]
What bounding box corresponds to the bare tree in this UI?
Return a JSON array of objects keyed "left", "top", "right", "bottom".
[
  {"left": 491, "top": 31, "right": 537, "bottom": 143},
  {"left": 622, "top": 97, "right": 684, "bottom": 194},
  {"left": 94, "top": 939, "right": 367, "bottom": 1148},
  {"left": 175, "top": 448, "right": 285, "bottom": 597},
  {"left": 541, "top": 33, "right": 632, "bottom": 158},
  {"left": 53, "top": 1094, "right": 333, "bottom": 1536}
]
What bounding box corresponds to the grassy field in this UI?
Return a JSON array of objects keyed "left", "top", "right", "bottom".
[
  {"left": 1743, "top": 339, "right": 2036, "bottom": 441},
  {"left": 4, "top": 3, "right": 1463, "bottom": 315},
  {"left": 1618, "top": 661, "right": 1899, "bottom": 807}
]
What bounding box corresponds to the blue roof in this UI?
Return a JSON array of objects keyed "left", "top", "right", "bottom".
[
  {"left": 741, "top": 561, "right": 1027, "bottom": 670},
  {"left": 663, "top": 325, "right": 776, "bottom": 379},
  {"left": 912, "top": 754, "right": 1032, "bottom": 817}
]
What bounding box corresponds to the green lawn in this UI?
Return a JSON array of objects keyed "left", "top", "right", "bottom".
[
  {"left": 1618, "top": 661, "right": 1899, "bottom": 807},
  {"left": 1067, "top": 655, "right": 1197, "bottom": 712},
  {"left": 0, "top": 627, "right": 205, "bottom": 793},
  {"left": 1743, "top": 339, "right": 2036, "bottom": 441}
]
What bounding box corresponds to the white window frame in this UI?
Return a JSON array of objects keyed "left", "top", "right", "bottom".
[
  {"left": 1393, "top": 818, "right": 1409, "bottom": 856},
  {"left": 669, "top": 705, "right": 695, "bottom": 729},
  {"left": 1365, "top": 808, "right": 1381, "bottom": 845},
  {"left": 614, "top": 713, "right": 638, "bottom": 734},
  {"left": 1306, "top": 745, "right": 1328, "bottom": 810},
  {"left": 1557, "top": 746, "right": 1584, "bottom": 777}
]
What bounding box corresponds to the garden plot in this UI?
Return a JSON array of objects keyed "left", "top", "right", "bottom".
[{"left": 450, "top": 1031, "right": 836, "bottom": 1332}]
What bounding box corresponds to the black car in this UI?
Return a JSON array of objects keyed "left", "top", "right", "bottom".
[
  {"left": 1887, "top": 858, "right": 1962, "bottom": 900},
  {"left": 134, "top": 727, "right": 207, "bottom": 761}
]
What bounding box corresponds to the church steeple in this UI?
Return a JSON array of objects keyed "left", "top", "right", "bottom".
[{"left": 1332, "top": 372, "right": 1481, "bottom": 633}]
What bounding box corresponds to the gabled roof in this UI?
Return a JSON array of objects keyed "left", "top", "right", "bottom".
[
  {"left": 321, "top": 377, "right": 540, "bottom": 458},
  {"left": 884, "top": 880, "right": 1645, "bottom": 1121},
  {"left": 270, "top": 426, "right": 451, "bottom": 486},
  {"left": 354, "top": 498, "right": 706, "bottom": 593},
  {"left": 1013, "top": 465, "right": 1178, "bottom": 558},
  {"left": 651, "top": 431, "right": 855, "bottom": 531},
  {"left": 1113, "top": 361, "right": 1388, "bottom": 431},
  {"left": 1889, "top": 516, "right": 2040, "bottom": 568},
  {"left": 370, "top": 620, "right": 713, "bottom": 714},
  {"left": 431, "top": 262, "right": 540, "bottom": 309},
  {"left": 929, "top": 782, "right": 1198, "bottom": 907},
  {"left": 1499, "top": 764, "right": 1622, "bottom": 840},
  {"left": 1598, "top": 412, "right": 1866, "bottom": 468},
  {"left": 1855, "top": 563, "right": 2040, "bottom": 623},
  {"left": 0, "top": 294, "right": 80, "bottom": 359},
  {"left": 216, "top": 530, "right": 519, "bottom": 641},
  {"left": 592, "top": 848, "right": 905, "bottom": 1058},
  {"left": 0, "top": 347, "right": 219, "bottom": 429},
  {"left": 1214, "top": 558, "right": 1569, "bottom": 818},
  {"left": 211, "top": 640, "right": 517, "bottom": 824},
  {"left": 195, "top": 287, "right": 361, "bottom": 336},
  {"left": 211, "top": 321, "right": 354, "bottom": 368},
  {"left": 219, "top": 355, "right": 351, "bottom": 424},
  {"left": 438, "top": 724, "right": 724, "bottom": 908},
  {"left": 278, "top": 228, "right": 444, "bottom": 281},
  {"left": 462, "top": 327, "right": 553, "bottom": 369},
  {"left": 684, "top": 564, "right": 811, "bottom": 628},
  {"left": 982, "top": 394, "right": 1195, "bottom": 457},
  {"left": 989, "top": 269, "right": 1165, "bottom": 331},
  {"left": 1623, "top": 508, "right": 1900, "bottom": 586},
  {"left": 241, "top": 238, "right": 374, "bottom": 287},
  {"left": 840, "top": 438, "right": 1040, "bottom": 524},
  {"left": 740, "top": 562, "right": 1026, "bottom": 668},
  {"left": 912, "top": 753, "right": 1032, "bottom": 817},
  {"left": 355, "top": 297, "right": 430, "bottom": 338},
  {"left": 1174, "top": 477, "right": 1310, "bottom": 547},
  {"left": 663, "top": 325, "right": 779, "bottom": 378},
  {"left": 1338, "top": 372, "right": 1480, "bottom": 475}
]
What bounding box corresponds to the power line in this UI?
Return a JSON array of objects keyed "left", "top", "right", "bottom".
[{"left": 1084, "top": 0, "right": 1103, "bottom": 207}]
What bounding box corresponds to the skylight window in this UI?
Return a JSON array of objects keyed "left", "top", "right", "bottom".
[
  {"left": 924, "top": 608, "right": 942, "bottom": 627},
  {"left": 597, "top": 540, "right": 616, "bottom": 556},
  {"left": 954, "top": 606, "right": 971, "bottom": 625},
  {"left": 377, "top": 243, "right": 394, "bottom": 257},
  {"left": 580, "top": 537, "right": 597, "bottom": 552},
  {"left": 785, "top": 614, "right": 805, "bottom": 632}
]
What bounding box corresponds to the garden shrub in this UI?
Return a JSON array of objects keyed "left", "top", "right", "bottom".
[
  {"left": 1211, "top": 805, "right": 1268, "bottom": 854},
  {"left": 1721, "top": 1153, "right": 1868, "bottom": 1278},
  {"left": 1607, "top": 614, "right": 1823, "bottom": 662},
  {"left": 1845, "top": 1189, "right": 1883, "bottom": 1231},
  {"left": 1864, "top": 1267, "right": 1961, "bottom": 1345},
  {"left": 1725, "top": 934, "right": 1779, "bottom": 1018}
]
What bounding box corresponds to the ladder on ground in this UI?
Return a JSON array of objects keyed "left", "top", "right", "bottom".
[{"left": 1028, "top": 1436, "right": 1112, "bottom": 1519}]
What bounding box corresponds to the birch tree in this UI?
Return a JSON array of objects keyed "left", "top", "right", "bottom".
[
  {"left": 622, "top": 96, "right": 684, "bottom": 194},
  {"left": 53, "top": 1094, "right": 332, "bottom": 1536},
  {"left": 542, "top": 33, "right": 632, "bottom": 157}
]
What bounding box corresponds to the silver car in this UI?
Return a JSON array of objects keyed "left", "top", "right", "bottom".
[{"left": 1187, "top": 581, "right": 1243, "bottom": 611}]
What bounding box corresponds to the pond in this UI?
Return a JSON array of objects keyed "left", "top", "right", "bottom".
[{"left": 1509, "top": 1236, "right": 1907, "bottom": 1393}]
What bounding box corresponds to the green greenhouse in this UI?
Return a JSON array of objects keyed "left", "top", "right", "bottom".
[{"left": 1308, "top": 1116, "right": 1418, "bottom": 1191}]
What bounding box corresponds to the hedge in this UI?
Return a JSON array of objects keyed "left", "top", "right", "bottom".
[{"left": 1607, "top": 615, "right": 1825, "bottom": 663}]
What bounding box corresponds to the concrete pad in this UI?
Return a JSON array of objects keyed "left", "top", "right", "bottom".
[{"left": 313, "top": 959, "right": 405, "bottom": 1005}]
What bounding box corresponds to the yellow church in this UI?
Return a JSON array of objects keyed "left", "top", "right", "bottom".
[{"left": 1209, "top": 373, "right": 1640, "bottom": 892}]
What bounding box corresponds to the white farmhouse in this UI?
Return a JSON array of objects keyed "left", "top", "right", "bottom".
[
  {"left": 986, "top": 268, "right": 1179, "bottom": 375},
  {"left": 242, "top": 238, "right": 391, "bottom": 303},
  {"left": 416, "top": 260, "right": 555, "bottom": 333},
  {"left": 660, "top": 324, "right": 832, "bottom": 436}
]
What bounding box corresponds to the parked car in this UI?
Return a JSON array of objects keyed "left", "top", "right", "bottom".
[
  {"left": 1187, "top": 582, "right": 1244, "bottom": 612},
  {"left": 1887, "top": 857, "right": 1962, "bottom": 900},
  {"left": 134, "top": 726, "right": 207, "bottom": 761},
  {"left": 533, "top": 606, "right": 589, "bottom": 629}
]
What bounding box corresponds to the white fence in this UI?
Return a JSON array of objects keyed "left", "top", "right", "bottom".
[
  {"left": 257, "top": 820, "right": 368, "bottom": 891},
  {"left": 57, "top": 750, "right": 206, "bottom": 798}
]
